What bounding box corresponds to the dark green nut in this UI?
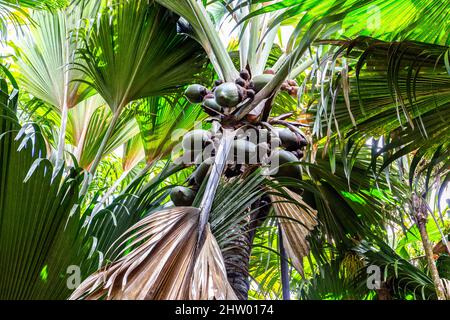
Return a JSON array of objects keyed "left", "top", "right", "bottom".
[
  {"left": 291, "top": 149, "right": 305, "bottom": 160},
  {"left": 170, "top": 186, "right": 196, "bottom": 206},
  {"left": 256, "top": 142, "right": 270, "bottom": 163},
  {"left": 251, "top": 74, "right": 274, "bottom": 92},
  {"left": 180, "top": 150, "right": 198, "bottom": 164},
  {"left": 191, "top": 157, "right": 215, "bottom": 186},
  {"left": 245, "top": 128, "right": 270, "bottom": 145},
  {"left": 194, "top": 143, "right": 215, "bottom": 164},
  {"left": 214, "top": 82, "right": 243, "bottom": 108},
  {"left": 235, "top": 78, "right": 247, "bottom": 87},
  {"left": 185, "top": 84, "right": 208, "bottom": 104},
  {"left": 269, "top": 149, "right": 301, "bottom": 179},
  {"left": 182, "top": 129, "right": 211, "bottom": 152},
  {"left": 277, "top": 128, "right": 302, "bottom": 151},
  {"left": 231, "top": 139, "right": 257, "bottom": 164},
  {"left": 246, "top": 89, "right": 256, "bottom": 99},
  {"left": 202, "top": 97, "right": 223, "bottom": 115}
]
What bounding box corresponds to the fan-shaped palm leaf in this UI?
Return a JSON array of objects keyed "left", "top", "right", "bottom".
[
  {"left": 122, "top": 134, "right": 145, "bottom": 173},
  {"left": 354, "top": 239, "right": 439, "bottom": 300},
  {"left": 0, "top": 79, "right": 91, "bottom": 299},
  {"left": 77, "top": 106, "right": 140, "bottom": 170},
  {"left": 13, "top": 4, "right": 98, "bottom": 164},
  {"left": 238, "top": 0, "right": 450, "bottom": 46},
  {"left": 0, "top": 0, "right": 67, "bottom": 40},
  {"left": 155, "top": 0, "right": 239, "bottom": 81},
  {"left": 308, "top": 37, "right": 449, "bottom": 204},
  {"left": 135, "top": 96, "right": 205, "bottom": 165},
  {"left": 70, "top": 207, "right": 237, "bottom": 300},
  {"left": 76, "top": 0, "right": 208, "bottom": 184}
]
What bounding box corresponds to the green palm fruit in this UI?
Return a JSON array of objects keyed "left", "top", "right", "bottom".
[
  {"left": 299, "top": 136, "right": 308, "bottom": 147},
  {"left": 202, "top": 97, "right": 222, "bottom": 115},
  {"left": 292, "top": 149, "right": 304, "bottom": 160},
  {"left": 194, "top": 143, "right": 215, "bottom": 164},
  {"left": 251, "top": 74, "right": 274, "bottom": 92},
  {"left": 180, "top": 150, "right": 197, "bottom": 164},
  {"left": 182, "top": 129, "right": 211, "bottom": 152},
  {"left": 269, "top": 149, "right": 301, "bottom": 179},
  {"left": 191, "top": 157, "right": 215, "bottom": 186},
  {"left": 246, "top": 89, "right": 256, "bottom": 99},
  {"left": 170, "top": 186, "right": 196, "bottom": 206},
  {"left": 256, "top": 142, "right": 270, "bottom": 163},
  {"left": 231, "top": 139, "right": 257, "bottom": 164},
  {"left": 185, "top": 84, "right": 208, "bottom": 103},
  {"left": 214, "top": 82, "right": 243, "bottom": 108},
  {"left": 277, "top": 128, "right": 301, "bottom": 151},
  {"left": 245, "top": 128, "right": 270, "bottom": 144}
]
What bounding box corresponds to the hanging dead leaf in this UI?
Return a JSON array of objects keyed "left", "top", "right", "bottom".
[
  {"left": 191, "top": 226, "right": 237, "bottom": 300},
  {"left": 70, "top": 207, "right": 237, "bottom": 300},
  {"left": 270, "top": 186, "right": 318, "bottom": 275}
]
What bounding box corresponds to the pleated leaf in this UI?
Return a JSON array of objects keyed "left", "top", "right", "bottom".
[
  {"left": 76, "top": 0, "right": 207, "bottom": 112},
  {"left": 135, "top": 96, "right": 204, "bottom": 164},
  {"left": 77, "top": 106, "right": 140, "bottom": 170},
  {"left": 71, "top": 207, "right": 237, "bottom": 300},
  {"left": 270, "top": 186, "right": 318, "bottom": 274},
  {"left": 0, "top": 82, "right": 90, "bottom": 299},
  {"left": 13, "top": 6, "right": 95, "bottom": 110}
]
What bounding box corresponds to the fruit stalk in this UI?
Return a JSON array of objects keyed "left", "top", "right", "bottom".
[{"left": 197, "top": 129, "right": 235, "bottom": 244}]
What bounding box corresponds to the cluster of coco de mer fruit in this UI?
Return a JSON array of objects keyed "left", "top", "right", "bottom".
[
  {"left": 169, "top": 70, "right": 306, "bottom": 207},
  {"left": 184, "top": 69, "right": 300, "bottom": 117}
]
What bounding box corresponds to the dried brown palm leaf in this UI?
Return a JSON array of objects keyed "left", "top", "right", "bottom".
[
  {"left": 191, "top": 226, "right": 238, "bottom": 300},
  {"left": 70, "top": 207, "right": 236, "bottom": 300},
  {"left": 270, "top": 187, "right": 318, "bottom": 275}
]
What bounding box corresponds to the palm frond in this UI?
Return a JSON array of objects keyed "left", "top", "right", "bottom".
[
  {"left": 13, "top": 7, "right": 93, "bottom": 110},
  {"left": 308, "top": 37, "right": 449, "bottom": 197},
  {"left": 354, "top": 239, "right": 439, "bottom": 300},
  {"left": 237, "top": 0, "right": 450, "bottom": 46},
  {"left": 76, "top": 0, "right": 207, "bottom": 112},
  {"left": 0, "top": 0, "right": 67, "bottom": 40},
  {"left": 135, "top": 96, "right": 205, "bottom": 165},
  {"left": 122, "top": 134, "right": 145, "bottom": 172},
  {"left": 78, "top": 106, "right": 140, "bottom": 170},
  {"left": 155, "top": 0, "right": 239, "bottom": 81},
  {"left": 76, "top": 0, "right": 208, "bottom": 182},
  {"left": 270, "top": 186, "right": 318, "bottom": 274},
  {"left": 84, "top": 160, "right": 187, "bottom": 263},
  {"left": 71, "top": 207, "right": 236, "bottom": 300},
  {"left": 0, "top": 80, "right": 90, "bottom": 299}
]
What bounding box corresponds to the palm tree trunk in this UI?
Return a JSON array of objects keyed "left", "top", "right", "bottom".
[
  {"left": 376, "top": 282, "right": 392, "bottom": 300},
  {"left": 412, "top": 194, "right": 447, "bottom": 300},
  {"left": 223, "top": 196, "right": 271, "bottom": 300},
  {"left": 278, "top": 224, "right": 291, "bottom": 300}
]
